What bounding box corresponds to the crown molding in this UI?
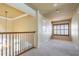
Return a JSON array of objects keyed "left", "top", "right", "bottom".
[
  {"left": 0, "top": 16, "right": 11, "bottom": 20},
  {"left": 0, "top": 14, "right": 28, "bottom": 21},
  {"left": 12, "top": 14, "right": 28, "bottom": 20}
]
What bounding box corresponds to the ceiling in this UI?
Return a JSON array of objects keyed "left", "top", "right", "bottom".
[
  {"left": 0, "top": 3, "right": 25, "bottom": 18},
  {"left": 26, "top": 3, "right": 79, "bottom": 21},
  {"left": 26, "top": 3, "right": 66, "bottom": 15},
  {"left": 0, "top": 3, "right": 79, "bottom": 21}
]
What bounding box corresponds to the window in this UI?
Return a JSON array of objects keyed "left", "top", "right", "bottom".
[{"left": 53, "top": 24, "right": 69, "bottom": 35}]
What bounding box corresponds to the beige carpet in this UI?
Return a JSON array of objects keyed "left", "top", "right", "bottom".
[{"left": 20, "top": 40, "right": 79, "bottom": 56}]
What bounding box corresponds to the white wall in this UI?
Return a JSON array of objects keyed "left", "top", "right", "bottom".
[
  {"left": 71, "top": 7, "right": 79, "bottom": 48},
  {"left": 37, "top": 11, "right": 52, "bottom": 47}
]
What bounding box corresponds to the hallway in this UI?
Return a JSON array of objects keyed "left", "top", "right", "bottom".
[
  {"left": 21, "top": 40, "right": 79, "bottom": 56},
  {"left": 0, "top": 3, "right": 79, "bottom": 56}
]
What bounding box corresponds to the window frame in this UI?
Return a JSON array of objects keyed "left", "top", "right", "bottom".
[{"left": 53, "top": 23, "right": 69, "bottom": 36}]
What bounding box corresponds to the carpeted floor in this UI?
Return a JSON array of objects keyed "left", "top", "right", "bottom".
[{"left": 20, "top": 40, "right": 79, "bottom": 56}]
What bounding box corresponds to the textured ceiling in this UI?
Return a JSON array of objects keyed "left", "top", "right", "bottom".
[
  {"left": 26, "top": 3, "right": 79, "bottom": 21},
  {"left": 26, "top": 3, "right": 65, "bottom": 15}
]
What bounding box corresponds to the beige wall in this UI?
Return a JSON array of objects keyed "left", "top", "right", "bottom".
[
  {"left": 7, "top": 21, "right": 14, "bottom": 32},
  {"left": 71, "top": 7, "right": 79, "bottom": 48},
  {"left": 13, "top": 15, "right": 36, "bottom": 32},
  {"left": 0, "top": 19, "right": 13, "bottom": 32},
  {"left": 0, "top": 15, "right": 36, "bottom": 32},
  {"left": 0, "top": 19, "right": 6, "bottom": 32}
]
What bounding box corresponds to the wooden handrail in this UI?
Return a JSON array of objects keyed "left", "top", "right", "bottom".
[
  {"left": 0, "top": 31, "right": 35, "bottom": 56},
  {"left": 0, "top": 31, "right": 36, "bottom": 34}
]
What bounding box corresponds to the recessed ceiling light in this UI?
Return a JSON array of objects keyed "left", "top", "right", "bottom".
[{"left": 53, "top": 3, "right": 58, "bottom": 7}]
